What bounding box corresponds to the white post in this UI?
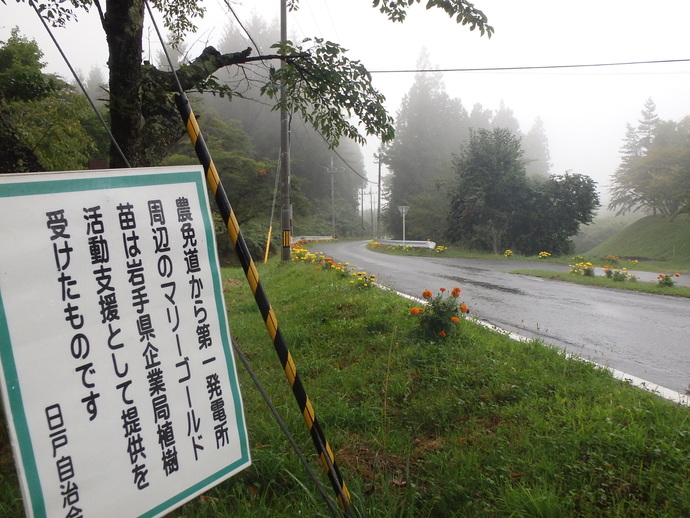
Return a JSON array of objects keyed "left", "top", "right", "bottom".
[{"left": 398, "top": 205, "right": 409, "bottom": 247}]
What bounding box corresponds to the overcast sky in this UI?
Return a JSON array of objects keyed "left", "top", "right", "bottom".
[{"left": 4, "top": 0, "right": 690, "bottom": 205}]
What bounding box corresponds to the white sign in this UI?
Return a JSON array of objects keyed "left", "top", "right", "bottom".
[
  {"left": 0, "top": 167, "right": 250, "bottom": 518},
  {"left": 397, "top": 205, "right": 409, "bottom": 216}
]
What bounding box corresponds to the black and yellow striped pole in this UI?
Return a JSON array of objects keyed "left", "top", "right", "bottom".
[{"left": 175, "top": 94, "right": 351, "bottom": 514}]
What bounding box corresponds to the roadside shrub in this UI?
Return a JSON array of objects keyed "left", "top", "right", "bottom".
[
  {"left": 657, "top": 273, "right": 680, "bottom": 287},
  {"left": 410, "top": 287, "right": 469, "bottom": 339}
]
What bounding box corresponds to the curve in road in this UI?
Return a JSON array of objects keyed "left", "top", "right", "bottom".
[{"left": 313, "top": 241, "right": 690, "bottom": 402}]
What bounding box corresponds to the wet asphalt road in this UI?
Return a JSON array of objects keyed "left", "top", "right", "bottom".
[{"left": 312, "top": 241, "right": 690, "bottom": 395}]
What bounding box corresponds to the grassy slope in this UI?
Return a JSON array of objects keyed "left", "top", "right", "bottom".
[
  {"left": 190, "top": 263, "right": 690, "bottom": 517},
  {"left": 586, "top": 215, "right": 690, "bottom": 261},
  {"left": 2, "top": 261, "right": 690, "bottom": 517}
]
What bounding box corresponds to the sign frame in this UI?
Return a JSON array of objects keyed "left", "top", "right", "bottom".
[{"left": 0, "top": 166, "right": 251, "bottom": 518}]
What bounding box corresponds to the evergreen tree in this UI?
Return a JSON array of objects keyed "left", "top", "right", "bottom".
[
  {"left": 382, "top": 49, "right": 469, "bottom": 241},
  {"left": 522, "top": 117, "right": 551, "bottom": 179},
  {"left": 609, "top": 101, "right": 690, "bottom": 216},
  {"left": 467, "top": 102, "right": 493, "bottom": 131},
  {"left": 491, "top": 100, "right": 521, "bottom": 135},
  {"left": 637, "top": 97, "right": 660, "bottom": 152}
]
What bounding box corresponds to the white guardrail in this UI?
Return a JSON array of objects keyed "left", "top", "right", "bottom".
[
  {"left": 290, "top": 236, "right": 437, "bottom": 250},
  {"left": 376, "top": 239, "right": 436, "bottom": 249}
]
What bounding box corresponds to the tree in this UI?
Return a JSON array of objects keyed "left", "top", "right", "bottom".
[
  {"left": 204, "top": 16, "right": 368, "bottom": 237},
  {"left": 9, "top": 86, "right": 98, "bottom": 170},
  {"left": 609, "top": 102, "right": 690, "bottom": 216},
  {"left": 522, "top": 116, "right": 551, "bottom": 179},
  {"left": 447, "top": 127, "right": 529, "bottom": 253},
  {"left": 467, "top": 102, "right": 493, "bottom": 131},
  {"left": 161, "top": 110, "right": 287, "bottom": 261},
  {"left": 0, "top": 96, "right": 43, "bottom": 172},
  {"left": 0, "top": 27, "right": 97, "bottom": 171},
  {"left": 382, "top": 49, "right": 469, "bottom": 241},
  {"left": 509, "top": 172, "right": 599, "bottom": 256},
  {"left": 637, "top": 97, "right": 660, "bottom": 152},
  {"left": 490, "top": 100, "right": 521, "bottom": 134},
  {"left": 12, "top": 0, "right": 493, "bottom": 169},
  {"left": 0, "top": 26, "right": 58, "bottom": 101}
]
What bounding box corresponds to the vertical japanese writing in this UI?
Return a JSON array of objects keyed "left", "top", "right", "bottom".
[
  {"left": 115, "top": 203, "right": 150, "bottom": 490},
  {"left": 83, "top": 205, "right": 149, "bottom": 491},
  {"left": 176, "top": 197, "right": 205, "bottom": 459},
  {"left": 175, "top": 197, "right": 229, "bottom": 455},
  {"left": 45, "top": 404, "right": 83, "bottom": 518},
  {"left": 45, "top": 209, "right": 100, "bottom": 422},
  {"left": 147, "top": 199, "right": 180, "bottom": 477},
  {"left": 206, "top": 374, "right": 229, "bottom": 449}
]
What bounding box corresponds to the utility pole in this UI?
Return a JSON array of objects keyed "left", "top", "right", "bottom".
[
  {"left": 376, "top": 154, "right": 382, "bottom": 239},
  {"left": 369, "top": 188, "right": 375, "bottom": 240},
  {"left": 361, "top": 187, "right": 365, "bottom": 239},
  {"left": 327, "top": 157, "right": 338, "bottom": 238},
  {"left": 280, "top": 0, "right": 292, "bottom": 261}
]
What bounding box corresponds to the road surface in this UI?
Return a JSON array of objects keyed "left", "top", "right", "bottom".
[{"left": 312, "top": 241, "right": 690, "bottom": 398}]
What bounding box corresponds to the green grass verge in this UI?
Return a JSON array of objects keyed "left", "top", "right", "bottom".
[
  {"left": 512, "top": 269, "right": 690, "bottom": 298},
  {"left": 586, "top": 215, "right": 690, "bottom": 262},
  {"left": 367, "top": 241, "right": 690, "bottom": 274},
  {"left": 2, "top": 261, "right": 690, "bottom": 517}
]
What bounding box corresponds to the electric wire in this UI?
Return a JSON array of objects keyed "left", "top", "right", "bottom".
[
  {"left": 268, "top": 153, "right": 281, "bottom": 233},
  {"left": 368, "top": 58, "right": 690, "bottom": 75},
  {"left": 29, "top": 0, "right": 131, "bottom": 168},
  {"left": 30, "top": 2, "right": 343, "bottom": 512},
  {"left": 231, "top": 339, "right": 341, "bottom": 518},
  {"left": 221, "top": 0, "right": 267, "bottom": 59},
  {"left": 143, "top": 2, "right": 353, "bottom": 515}
]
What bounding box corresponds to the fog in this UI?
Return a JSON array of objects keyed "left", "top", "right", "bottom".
[{"left": 4, "top": 0, "right": 690, "bottom": 205}]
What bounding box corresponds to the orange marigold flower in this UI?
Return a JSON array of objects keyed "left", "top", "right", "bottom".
[
  {"left": 439, "top": 331, "right": 447, "bottom": 337},
  {"left": 440, "top": 287, "right": 447, "bottom": 292},
  {"left": 422, "top": 290, "right": 433, "bottom": 299},
  {"left": 410, "top": 307, "right": 423, "bottom": 316},
  {"left": 675, "top": 273, "right": 681, "bottom": 277},
  {"left": 451, "top": 287, "right": 461, "bottom": 297},
  {"left": 451, "top": 316, "right": 460, "bottom": 323},
  {"left": 460, "top": 303, "right": 469, "bottom": 314}
]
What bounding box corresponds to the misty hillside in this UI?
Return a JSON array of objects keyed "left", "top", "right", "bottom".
[
  {"left": 572, "top": 214, "right": 642, "bottom": 254},
  {"left": 585, "top": 215, "right": 690, "bottom": 261}
]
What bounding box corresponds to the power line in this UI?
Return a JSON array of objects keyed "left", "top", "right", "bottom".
[
  {"left": 368, "top": 58, "right": 690, "bottom": 75},
  {"left": 29, "top": 0, "right": 131, "bottom": 168},
  {"left": 221, "top": 0, "right": 265, "bottom": 57}
]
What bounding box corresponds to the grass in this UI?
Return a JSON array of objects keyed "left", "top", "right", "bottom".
[
  {"left": 371, "top": 214, "right": 690, "bottom": 275},
  {"left": 2, "top": 259, "right": 690, "bottom": 517},
  {"left": 511, "top": 269, "right": 690, "bottom": 298},
  {"left": 586, "top": 215, "right": 690, "bottom": 263}
]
